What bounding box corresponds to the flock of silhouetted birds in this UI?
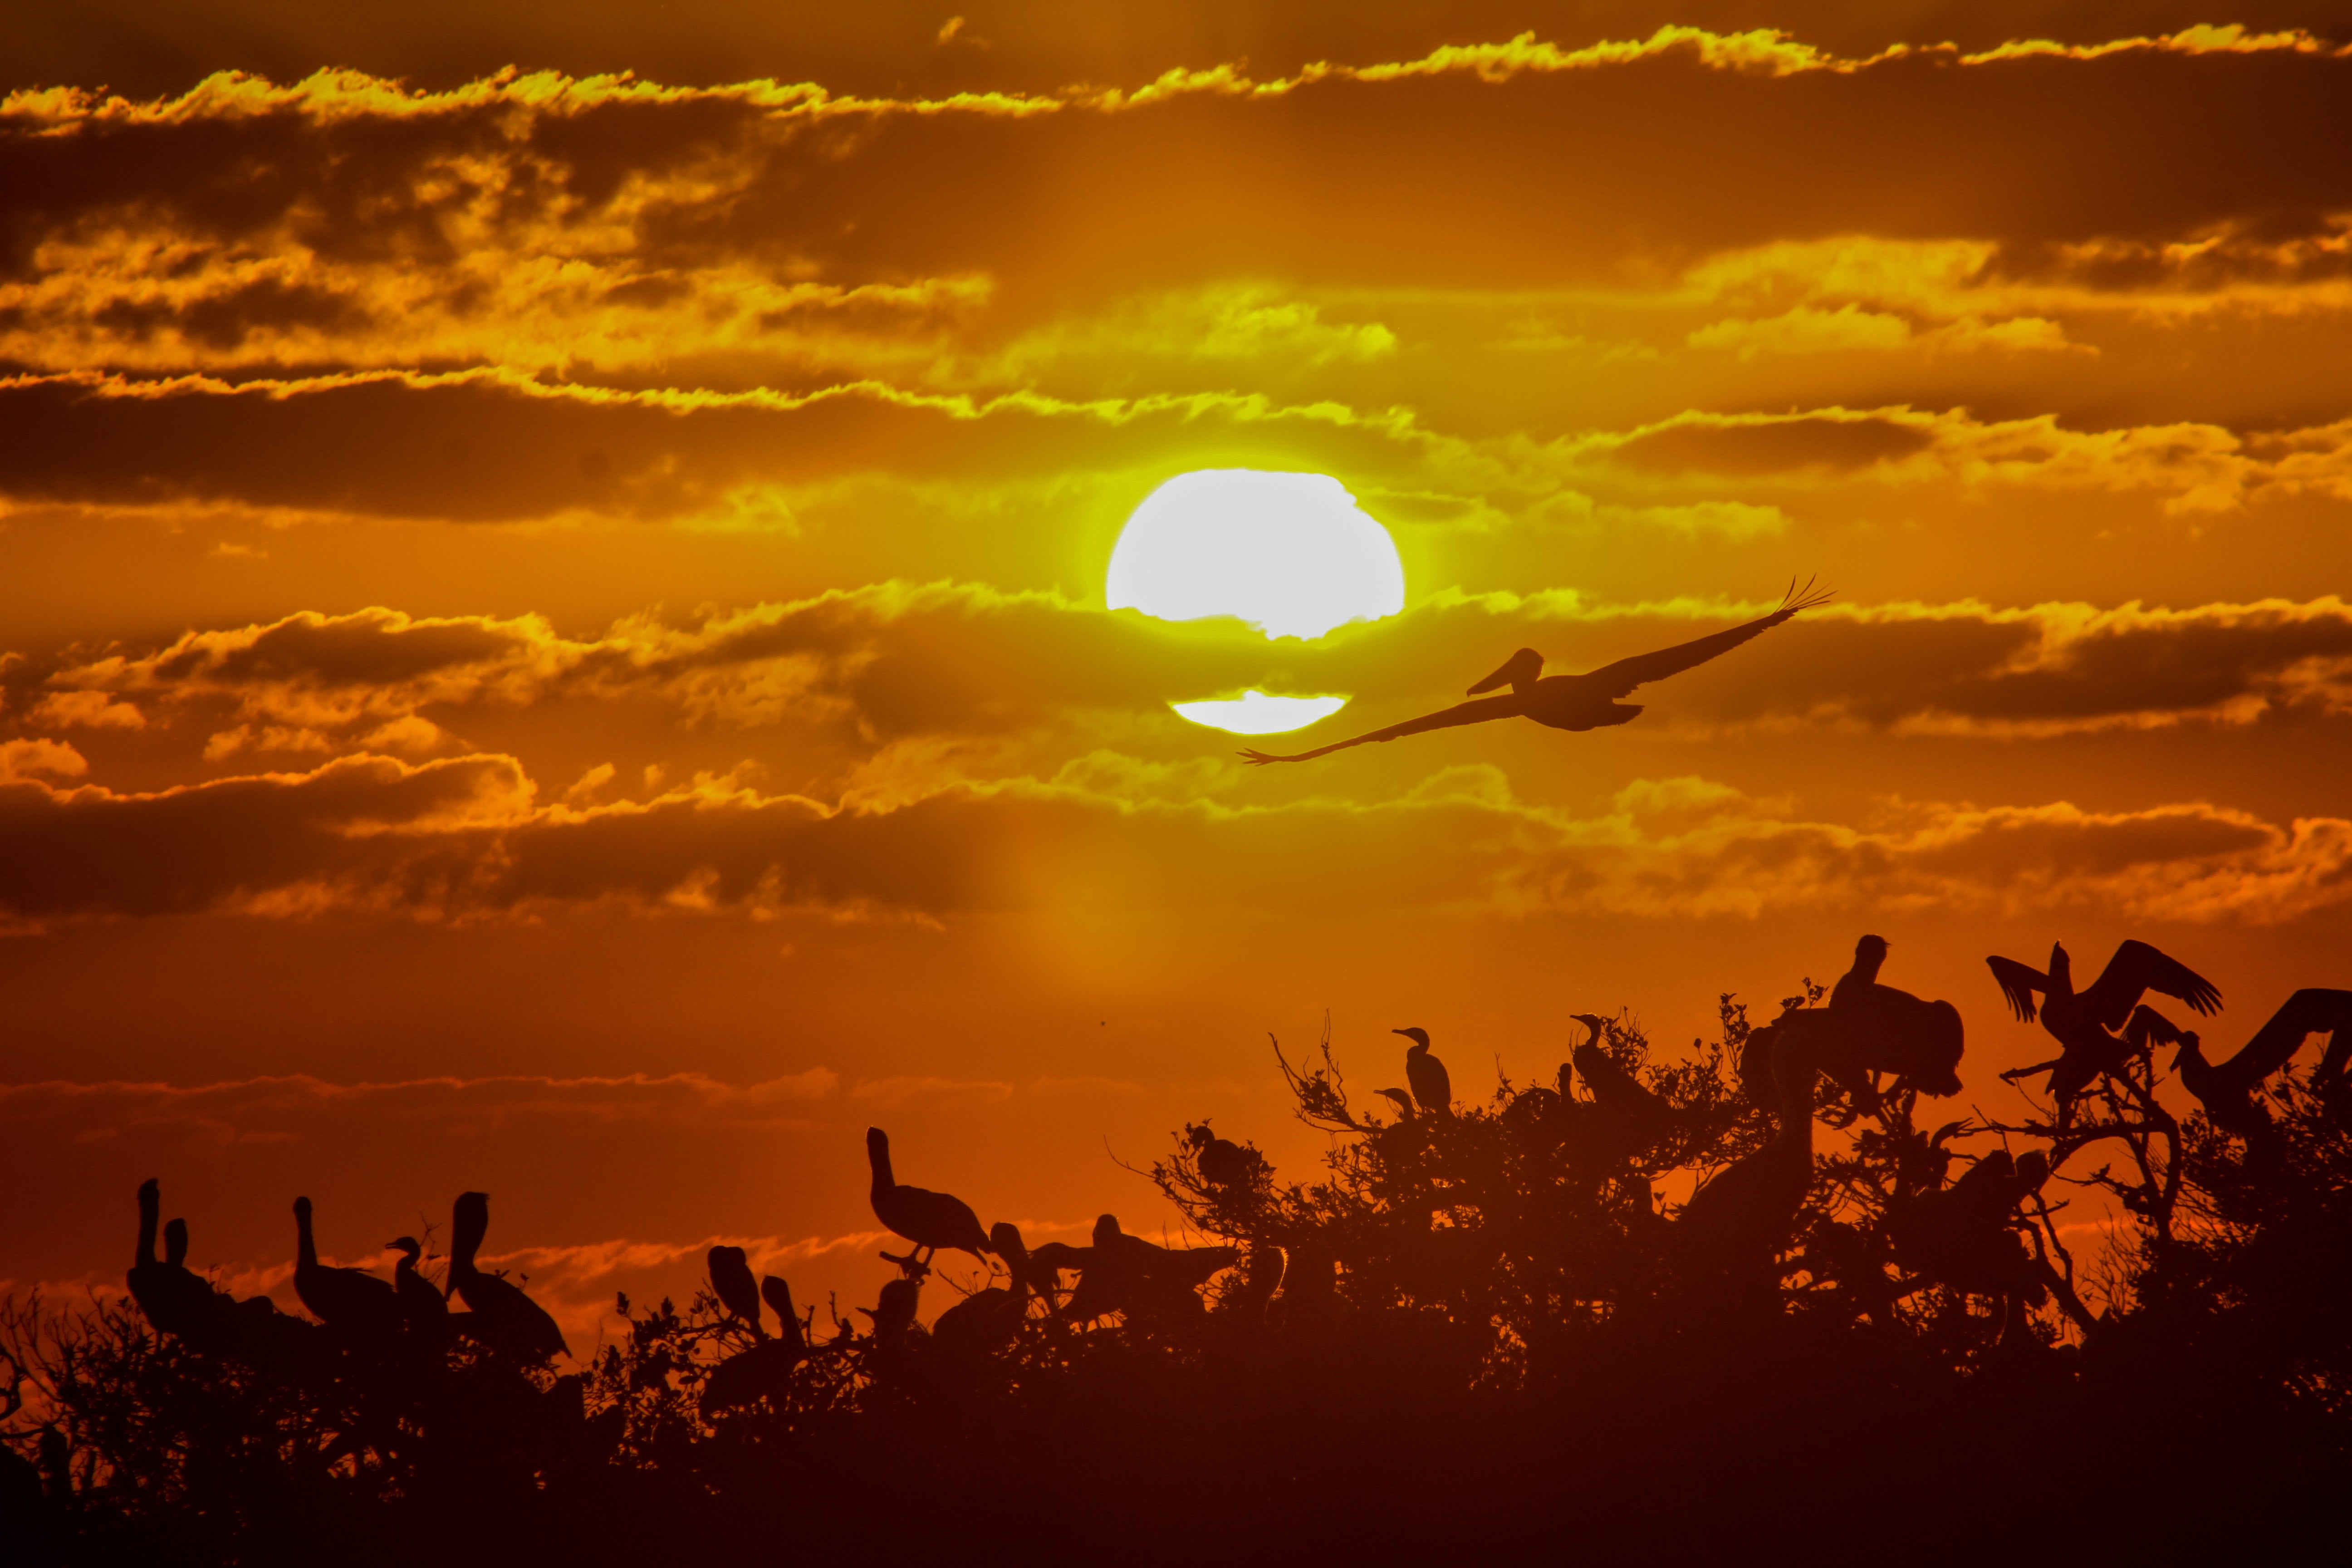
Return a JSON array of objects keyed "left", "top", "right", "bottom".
[
  {"left": 5, "top": 931, "right": 2349, "bottom": 1559},
  {"left": 83, "top": 933, "right": 2352, "bottom": 1415}
]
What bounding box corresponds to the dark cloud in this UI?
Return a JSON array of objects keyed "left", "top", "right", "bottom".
[{"left": 1611, "top": 414, "right": 1931, "bottom": 475}]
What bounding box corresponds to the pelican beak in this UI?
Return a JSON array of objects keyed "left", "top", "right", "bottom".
[{"left": 1467, "top": 648, "right": 1540, "bottom": 696}]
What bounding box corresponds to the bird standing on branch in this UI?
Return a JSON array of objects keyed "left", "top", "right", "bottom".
[
  {"left": 1395, "top": 1028, "right": 1454, "bottom": 1116},
  {"left": 866, "top": 1127, "right": 993, "bottom": 1269},
  {"left": 292, "top": 1196, "right": 401, "bottom": 1335},
  {"left": 447, "top": 1191, "right": 569, "bottom": 1362},
  {"left": 1239, "top": 580, "right": 1830, "bottom": 765},
  {"left": 1989, "top": 939, "right": 2221, "bottom": 1127}
]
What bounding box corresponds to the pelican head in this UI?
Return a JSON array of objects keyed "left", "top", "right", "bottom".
[
  {"left": 2171, "top": 1031, "right": 2205, "bottom": 1070},
  {"left": 2048, "top": 941, "right": 2071, "bottom": 985},
  {"left": 1468, "top": 647, "right": 1544, "bottom": 696},
  {"left": 1393, "top": 1027, "right": 1431, "bottom": 1050},
  {"left": 1569, "top": 1013, "right": 1607, "bottom": 1045},
  {"left": 1855, "top": 933, "right": 1889, "bottom": 965}
]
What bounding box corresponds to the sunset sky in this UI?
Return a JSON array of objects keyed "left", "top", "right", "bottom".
[{"left": 7, "top": 2, "right": 2352, "bottom": 1347}]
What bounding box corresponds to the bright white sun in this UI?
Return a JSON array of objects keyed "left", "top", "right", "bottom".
[
  {"left": 1108, "top": 470, "right": 1404, "bottom": 734},
  {"left": 1108, "top": 469, "right": 1404, "bottom": 640}
]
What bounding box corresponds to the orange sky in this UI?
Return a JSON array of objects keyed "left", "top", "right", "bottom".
[{"left": 6, "top": 3, "right": 2352, "bottom": 1348}]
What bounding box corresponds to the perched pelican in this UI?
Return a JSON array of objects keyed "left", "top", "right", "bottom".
[
  {"left": 1745, "top": 936, "right": 1965, "bottom": 1111},
  {"left": 1891, "top": 1148, "right": 2053, "bottom": 1344},
  {"left": 931, "top": 1282, "right": 1025, "bottom": 1355},
  {"left": 1239, "top": 581, "right": 1830, "bottom": 765},
  {"left": 860, "top": 1273, "right": 924, "bottom": 1347},
  {"left": 446, "top": 1191, "right": 569, "bottom": 1362},
  {"left": 1186, "top": 1124, "right": 1254, "bottom": 1191},
  {"left": 126, "top": 1180, "right": 174, "bottom": 1330},
  {"left": 707, "top": 1245, "right": 765, "bottom": 1339},
  {"left": 2132, "top": 989, "right": 2352, "bottom": 1147},
  {"left": 384, "top": 1236, "right": 447, "bottom": 1331},
  {"left": 1989, "top": 939, "right": 2221, "bottom": 1125},
  {"left": 866, "top": 1127, "right": 992, "bottom": 1268},
  {"left": 1394, "top": 1028, "right": 1454, "bottom": 1116},
  {"left": 701, "top": 1275, "right": 809, "bottom": 1416},
  {"left": 1675, "top": 1034, "right": 1819, "bottom": 1268},
  {"left": 291, "top": 1197, "right": 402, "bottom": 1333},
  {"left": 989, "top": 1222, "right": 1060, "bottom": 1310}
]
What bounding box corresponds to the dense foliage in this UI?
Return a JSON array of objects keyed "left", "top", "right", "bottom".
[{"left": 7, "top": 976, "right": 2351, "bottom": 1564}]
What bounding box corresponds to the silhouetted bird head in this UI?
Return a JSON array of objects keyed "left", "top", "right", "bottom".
[
  {"left": 1093, "top": 1214, "right": 1122, "bottom": 1246},
  {"left": 292, "top": 1196, "right": 313, "bottom": 1222},
  {"left": 2171, "top": 1031, "right": 2205, "bottom": 1069},
  {"left": 1393, "top": 1027, "right": 1431, "bottom": 1050},
  {"left": 989, "top": 1222, "right": 1027, "bottom": 1260},
  {"left": 1569, "top": 1014, "right": 1607, "bottom": 1045},
  {"left": 1377, "top": 1087, "right": 1416, "bottom": 1120},
  {"left": 1467, "top": 647, "right": 1543, "bottom": 695},
  {"left": 386, "top": 1236, "right": 421, "bottom": 1262},
  {"left": 2048, "top": 941, "right": 2071, "bottom": 982}
]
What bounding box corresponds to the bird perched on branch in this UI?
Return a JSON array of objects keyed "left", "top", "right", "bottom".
[
  {"left": 384, "top": 1236, "right": 447, "bottom": 1333},
  {"left": 701, "top": 1274, "right": 808, "bottom": 1416},
  {"left": 1240, "top": 579, "right": 1830, "bottom": 765},
  {"left": 447, "top": 1191, "right": 568, "bottom": 1362},
  {"left": 1187, "top": 1123, "right": 1254, "bottom": 1191},
  {"left": 1394, "top": 1028, "right": 1454, "bottom": 1117},
  {"left": 707, "top": 1245, "right": 764, "bottom": 1339},
  {"left": 866, "top": 1127, "right": 992, "bottom": 1269},
  {"left": 1569, "top": 1014, "right": 1675, "bottom": 1163},
  {"left": 1989, "top": 939, "right": 2221, "bottom": 1127},
  {"left": 1675, "top": 1036, "right": 1818, "bottom": 1271},
  {"left": 292, "top": 1196, "right": 402, "bottom": 1335},
  {"left": 1890, "top": 1148, "right": 2053, "bottom": 1343},
  {"left": 2131, "top": 989, "right": 2352, "bottom": 1150}
]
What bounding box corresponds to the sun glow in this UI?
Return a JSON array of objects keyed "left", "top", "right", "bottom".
[
  {"left": 1170, "top": 691, "right": 1349, "bottom": 734},
  {"left": 1110, "top": 469, "right": 1403, "bottom": 733},
  {"left": 1107, "top": 470, "right": 1405, "bottom": 641}
]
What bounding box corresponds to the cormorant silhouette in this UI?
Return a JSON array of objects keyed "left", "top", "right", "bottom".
[
  {"left": 1394, "top": 1028, "right": 1454, "bottom": 1116},
  {"left": 385, "top": 1236, "right": 447, "bottom": 1331},
  {"left": 1239, "top": 580, "right": 1830, "bottom": 764},
  {"left": 1569, "top": 1014, "right": 1675, "bottom": 1160},
  {"left": 446, "top": 1191, "right": 568, "bottom": 1362},
  {"left": 2130, "top": 989, "right": 2352, "bottom": 1146},
  {"left": 707, "top": 1245, "right": 765, "bottom": 1339},
  {"left": 1989, "top": 939, "right": 2221, "bottom": 1125},
  {"left": 866, "top": 1127, "right": 992, "bottom": 1268},
  {"left": 1187, "top": 1123, "right": 1253, "bottom": 1191},
  {"left": 291, "top": 1197, "right": 402, "bottom": 1333},
  {"left": 701, "top": 1275, "right": 809, "bottom": 1416},
  {"left": 1374, "top": 1087, "right": 1418, "bottom": 1122}
]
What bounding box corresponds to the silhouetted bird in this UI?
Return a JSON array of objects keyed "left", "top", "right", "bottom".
[
  {"left": 1676, "top": 1037, "right": 1818, "bottom": 1269},
  {"left": 2132, "top": 989, "right": 2352, "bottom": 1147},
  {"left": 860, "top": 1273, "right": 924, "bottom": 1347},
  {"left": 1989, "top": 940, "right": 2222, "bottom": 1126},
  {"left": 866, "top": 1127, "right": 992, "bottom": 1268},
  {"left": 931, "top": 1282, "right": 1025, "bottom": 1356},
  {"left": 1822, "top": 934, "right": 1965, "bottom": 1098},
  {"left": 707, "top": 1245, "right": 765, "bottom": 1339},
  {"left": 988, "top": 1222, "right": 1060, "bottom": 1311},
  {"left": 1570, "top": 1014, "right": 1675, "bottom": 1161},
  {"left": 1375, "top": 1087, "right": 1418, "bottom": 1122},
  {"left": 1891, "top": 1148, "right": 2051, "bottom": 1304},
  {"left": 128, "top": 1182, "right": 223, "bottom": 1340},
  {"left": 1187, "top": 1123, "right": 1253, "bottom": 1191},
  {"left": 1240, "top": 580, "right": 1830, "bottom": 764},
  {"left": 1394, "top": 1028, "right": 1453, "bottom": 1116},
  {"left": 292, "top": 1196, "right": 402, "bottom": 1333},
  {"left": 385, "top": 1236, "right": 447, "bottom": 1330},
  {"left": 447, "top": 1191, "right": 568, "bottom": 1362},
  {"left": 701, "top": 1275, "right": 809, "bottom": 1416}
]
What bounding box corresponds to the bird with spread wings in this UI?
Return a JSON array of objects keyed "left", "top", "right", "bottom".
[{"left": 1238, "top": 579, "right": 1830, "bottom": 765}]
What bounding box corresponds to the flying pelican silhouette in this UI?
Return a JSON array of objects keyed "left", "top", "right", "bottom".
[{"left": 1238, "top": 579, "right": 1830, "bottom": 765}]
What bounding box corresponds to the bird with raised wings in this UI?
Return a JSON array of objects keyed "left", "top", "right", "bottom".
[
  {"left": 1988, "top": 939, "right": 2222, "bottom": 1127},
  {"left": 1238, "top": 580, "right": 1829, "bottom": 765},
  {"left": 2128, "top": 988, "right": 2352, "bottom": 1148}
]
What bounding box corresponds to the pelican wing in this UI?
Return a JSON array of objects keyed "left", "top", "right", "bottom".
[
  {"left": 1579, "top": 584, "right": 1831, "bottom": 698},
  {"left": 2122, "top": 1003, "right": 2186, "bottom": 1054},
  {"left": 2080, "top": 939, "right": 2221, "bottom": 1032},
  {"left": 1239, "top": 693, "right": 1522, "bottom": 764},
  {"left": 2220, "top": 988, "right": 2352, "bottom": 1092},
  {"left": 1985, "top": 956, "right": 2048, "bottom": 1023}
]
